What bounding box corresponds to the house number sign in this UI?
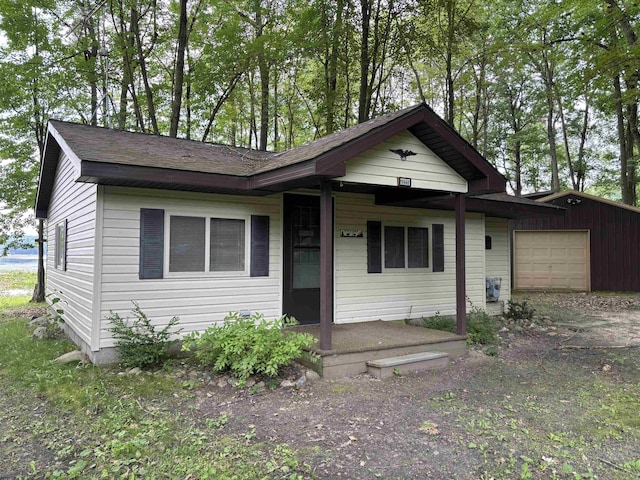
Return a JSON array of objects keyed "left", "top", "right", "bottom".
[{"left": 397, "top": 177, "right": 412, "bottom": 187}]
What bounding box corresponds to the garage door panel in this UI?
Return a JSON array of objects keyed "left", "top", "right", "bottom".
[{"left": 514, "top": 231, "right": 590, "bottom": 291}]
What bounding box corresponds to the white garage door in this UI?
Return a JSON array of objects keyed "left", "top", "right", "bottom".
[{"left": 514, "top": 230, "right": 590, "bottom": 291}]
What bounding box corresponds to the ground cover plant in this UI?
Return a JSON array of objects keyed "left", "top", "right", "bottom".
[
  {"left": 2, "top": 273, "right": 639, "bottom": 479},
  {"left": 183, "top": 311, "right": 316, "bottom": 381}
]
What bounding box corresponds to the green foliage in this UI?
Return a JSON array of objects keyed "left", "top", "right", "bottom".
[
  {"left": 107, "top": 302, "right": 181, "bottom": 369},
  {"left": 505, "top": 300, "right": 536, "bottom": 322},
  {"left": 418, "top": 308, "right": 498, "bottom": 346},
  {"left": 183, "top": 312, "right": 316, "bottom": 380},
  {"left": 466, "top": 308, "right": 499, "bottom": 346}
]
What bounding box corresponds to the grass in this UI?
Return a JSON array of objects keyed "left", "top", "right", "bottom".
[
  {"left": 0, "top": 271, "right": 37, "bottom": 310},
  {"left": 0, "top": 270, "right": 37, "bottom": 291},
  {"left": 0, "top": 294, "right": 313, "bottom": 479}
]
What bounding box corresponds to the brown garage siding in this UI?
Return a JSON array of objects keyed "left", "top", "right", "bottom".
[{"left": 512, "top": 195, "right": 640, "bottom": 292}]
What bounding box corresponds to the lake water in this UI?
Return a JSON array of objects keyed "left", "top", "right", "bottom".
[{"left": 0, "top": 254, "right": 41, "bottom": 273}]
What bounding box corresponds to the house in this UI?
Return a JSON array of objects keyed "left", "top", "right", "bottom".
[
  {"left": 36, "top": 103, "right": 559, "bottom": 365},
  {"left": 512, "top": 190, "right": 640, "bottom": 292}
]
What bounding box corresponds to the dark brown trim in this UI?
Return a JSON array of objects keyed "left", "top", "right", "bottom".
[
  {"left": 80, "top": 161, "right": 251, "bottom": 191},
  {"left": 249, "top": 161, "right": 322, "bottom": 190},
  {"left": 455, "top": 193, "right": 466, "bottom": 335},
  {"left": 314, "top": 110, "right": 428, "bottom": 175},
  {"left": 319, "top": 180, "right": 333, "bottom": 350},
  {"left": 35, "top": 133, "right": 62, "bottom": 218}
]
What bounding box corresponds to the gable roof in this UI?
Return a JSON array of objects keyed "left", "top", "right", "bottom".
[
  {"left": 538, "top": 190, "right": 640, "bottom": 214},
  {"left": 36, "top": 103, "right": 507, "bottom": 217}
]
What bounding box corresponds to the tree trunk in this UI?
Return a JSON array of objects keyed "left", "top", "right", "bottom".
[
  {"left": 169, "top": 0, "right": 188, "bottom": 138},
  {"left": 325, "top": 0, "right": 344, "bottom": 134},
  {"left": 358, "top": 0, "right": 371, "bottom": 123},
  {"left": 131, "top": 7, "right": 159, "bottom": 135},
  {"left": 31, "top": 219, "right": 45, "bottom": 303}
]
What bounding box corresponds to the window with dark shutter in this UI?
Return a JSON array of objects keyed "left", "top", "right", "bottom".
[
  {"left": 367, "top": 221, "right": 382, "bottom": 273},
  {"left": 432, "top": 223, "right": 444, "bottom": 272},
  {"left": 139, "top": 209, "right": 164, "bottom": 279},
  {"left": 408, "top": 227, "right": 429, "bottom": 268},
  {"left": 210, "top": 218, "right": 245, "bottom": 271},
  {"left": 170, "top": 216, "right": 206, "bottom": 272},
  {"left": 250, "top": 215, "right": 269, "bottom": 277},
  {"left": 384, "top": 226, "right": 405, "bottom": 268}
]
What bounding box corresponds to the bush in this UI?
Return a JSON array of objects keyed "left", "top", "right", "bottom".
[
  {"left": 182, "top": 312, "right": 316, "bottom": 380},
  {"left": 466, "top": 307, "right": 498, "bottom": 345},
  {"left": 505, "top": 300, "right": 536, "bottom": 322},
  {"left": 107, "top": 302, "right": 181, "bottom": 369},
  {"left": 416, "top": 308, "right": 498, "bottom": 346}
]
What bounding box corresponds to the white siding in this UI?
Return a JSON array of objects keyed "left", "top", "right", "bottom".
[
  {"left": 98, "top": 187, "right": 281, "bottom": 348},
  {"left": 485, "top": 217, "right": 511, "bottom": 304},
  {"left": 337, "top": 131, "right": 468, "bottom": 193},
  {"left": 46, "top": 152, "right": 97, "bottom": 348},
  {"left": 333, "top": 192, "right": 485, "bottom": 323}
]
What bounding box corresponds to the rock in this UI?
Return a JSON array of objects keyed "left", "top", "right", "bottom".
[
  {"left": 32, "top": 326, "right": 48, "bottom": 340},
  {"left": 295, "top": 375, "right": 307, "bottom": 388},
  {"left": 499, "top": 327, "right": 509, "bottom": 333},
  {"left": 27, "top": 316, "right": 49, "bottom": 328},
  {"left": 254, "top": 381, "right": 265, "bottom": 390},
  {"left": 126, "top": 367, "right": 142, "bottom": 375},
  {"left": 305, "top": 370, "right": 321, "bottom": 382},
  {"left": 245, "top": 377, "right": 256, "bottom": 388},
  {"left": 514, "top": 326, "right": 524, "bottom": 333},
  {"left": 280, "top": 379, "right": 296, "bottom": 388},
  {"left": 217, "top": 379, "right": 228, "bottom": 388},
  {"left": 54, "top": 351, "right": 86, "bottom": 364}
]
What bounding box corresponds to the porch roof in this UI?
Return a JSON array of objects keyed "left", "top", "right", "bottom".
[{"left": 36, "top": 104, "right": 507, "bottom": 218}]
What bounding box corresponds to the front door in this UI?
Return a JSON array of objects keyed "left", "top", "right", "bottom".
[{"left": 283, "top": 194, "right": 327, "bottom": 324}]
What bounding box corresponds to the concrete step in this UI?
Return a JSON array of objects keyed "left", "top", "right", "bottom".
[{"left": 366, "top": 351, "right": 450, "bottom": 379}]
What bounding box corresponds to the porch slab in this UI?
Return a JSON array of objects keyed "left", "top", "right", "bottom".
[
  {"left": 366, "top": 351, "right": 450, "bottom": 379},
  {"left": 291, "top": 320, "right": 467, "bottom": 378}
]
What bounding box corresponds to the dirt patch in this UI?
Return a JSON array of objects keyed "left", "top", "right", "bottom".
[
  {"left": 516, "top": 292, "right": 640, "bottom": 348},
  {"left": 192, "top": 293, "right": 640, "bottom": 479}
]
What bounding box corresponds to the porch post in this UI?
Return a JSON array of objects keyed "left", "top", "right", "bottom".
[
  {"left": 455, "top": 193, "right": 467, "bottom": 336},
  {"left": 319, "top": 180, "right": 333, "bottom": 350}
]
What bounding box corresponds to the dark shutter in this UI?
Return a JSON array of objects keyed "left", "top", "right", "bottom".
[
  {"left": 250, "top": 215, "right": 270, "bottom": 277},
  {"left": 367, "top": 221, "right": 382, "bottom": 273},
  {"left": 139, "top": 209, "right": 164, "bottom": 279},
  {"left": 62, "top": 219, "right": 67, "bottom": 271},
  {"left": 432, "top": 223, "right": 444, "bottom": 272}
]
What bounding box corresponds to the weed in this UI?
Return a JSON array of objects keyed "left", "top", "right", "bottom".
[
  {"left": 505, "top": 300, "right": 536, "bottom": 322},
  {"left": 419, "top": 307, "right": 499, "bottom": 346},
  {"left": 107, "top": 302, "right": 181, "bottom": 368}
]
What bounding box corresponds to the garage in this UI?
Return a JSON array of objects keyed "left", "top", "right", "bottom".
[
  {"left": 513, "top": 230, "right": 590, "bottom": 291},
  {"left": 512, "top": 191, "right": 640, "bottom": 292}
]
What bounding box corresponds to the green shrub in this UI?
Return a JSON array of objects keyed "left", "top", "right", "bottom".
[
  {"left": 416, "top": 308, "right": 498, "bottom": 346},
  {"left": 108, "top": 302, "right": 181, "bottom": 369},
  {"left": 419, "top": 313, "right": 456, "bottom": 332},
  {"left": 467, "top": 307, "right": 498, "bottom": 345},
  {"left": 505, "top": 300, "right": 536, "bottom": 322},
  {"left": 182, "top": 312, "right": 316, "bottom": 380}
]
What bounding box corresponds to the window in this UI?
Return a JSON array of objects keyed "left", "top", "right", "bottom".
[
  {"left": 382, "top": 225, "right": 430, "bottom": 270},
  {"left": 384, "top": 226, "right": 405, "bottom": 268},
  {"left": 408, "top": 227, "right": 429, "bottom": 268},
  {"left": 210, "top": 218, "right": 245, "bottom": 271},
  {"left": 168, "top": 215, "right": 246, "bottom": 273},
  {"left": 54, "top": 220, "right": 67, "bottom": 271}
]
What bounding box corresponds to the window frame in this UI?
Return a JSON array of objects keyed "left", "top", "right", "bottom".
[
  {"left": 381, "top": 224, "right": 431, "bottom": 272},
  {"left": 163, "top": 212, "right": 250, "bottom": 277},
  {"left": 54, "top": 220, "right": 67, "bottom": 271}
]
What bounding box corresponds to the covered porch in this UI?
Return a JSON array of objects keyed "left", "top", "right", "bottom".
[{"left": 292, "top": 320, "right": 468, "bottom": 378}]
